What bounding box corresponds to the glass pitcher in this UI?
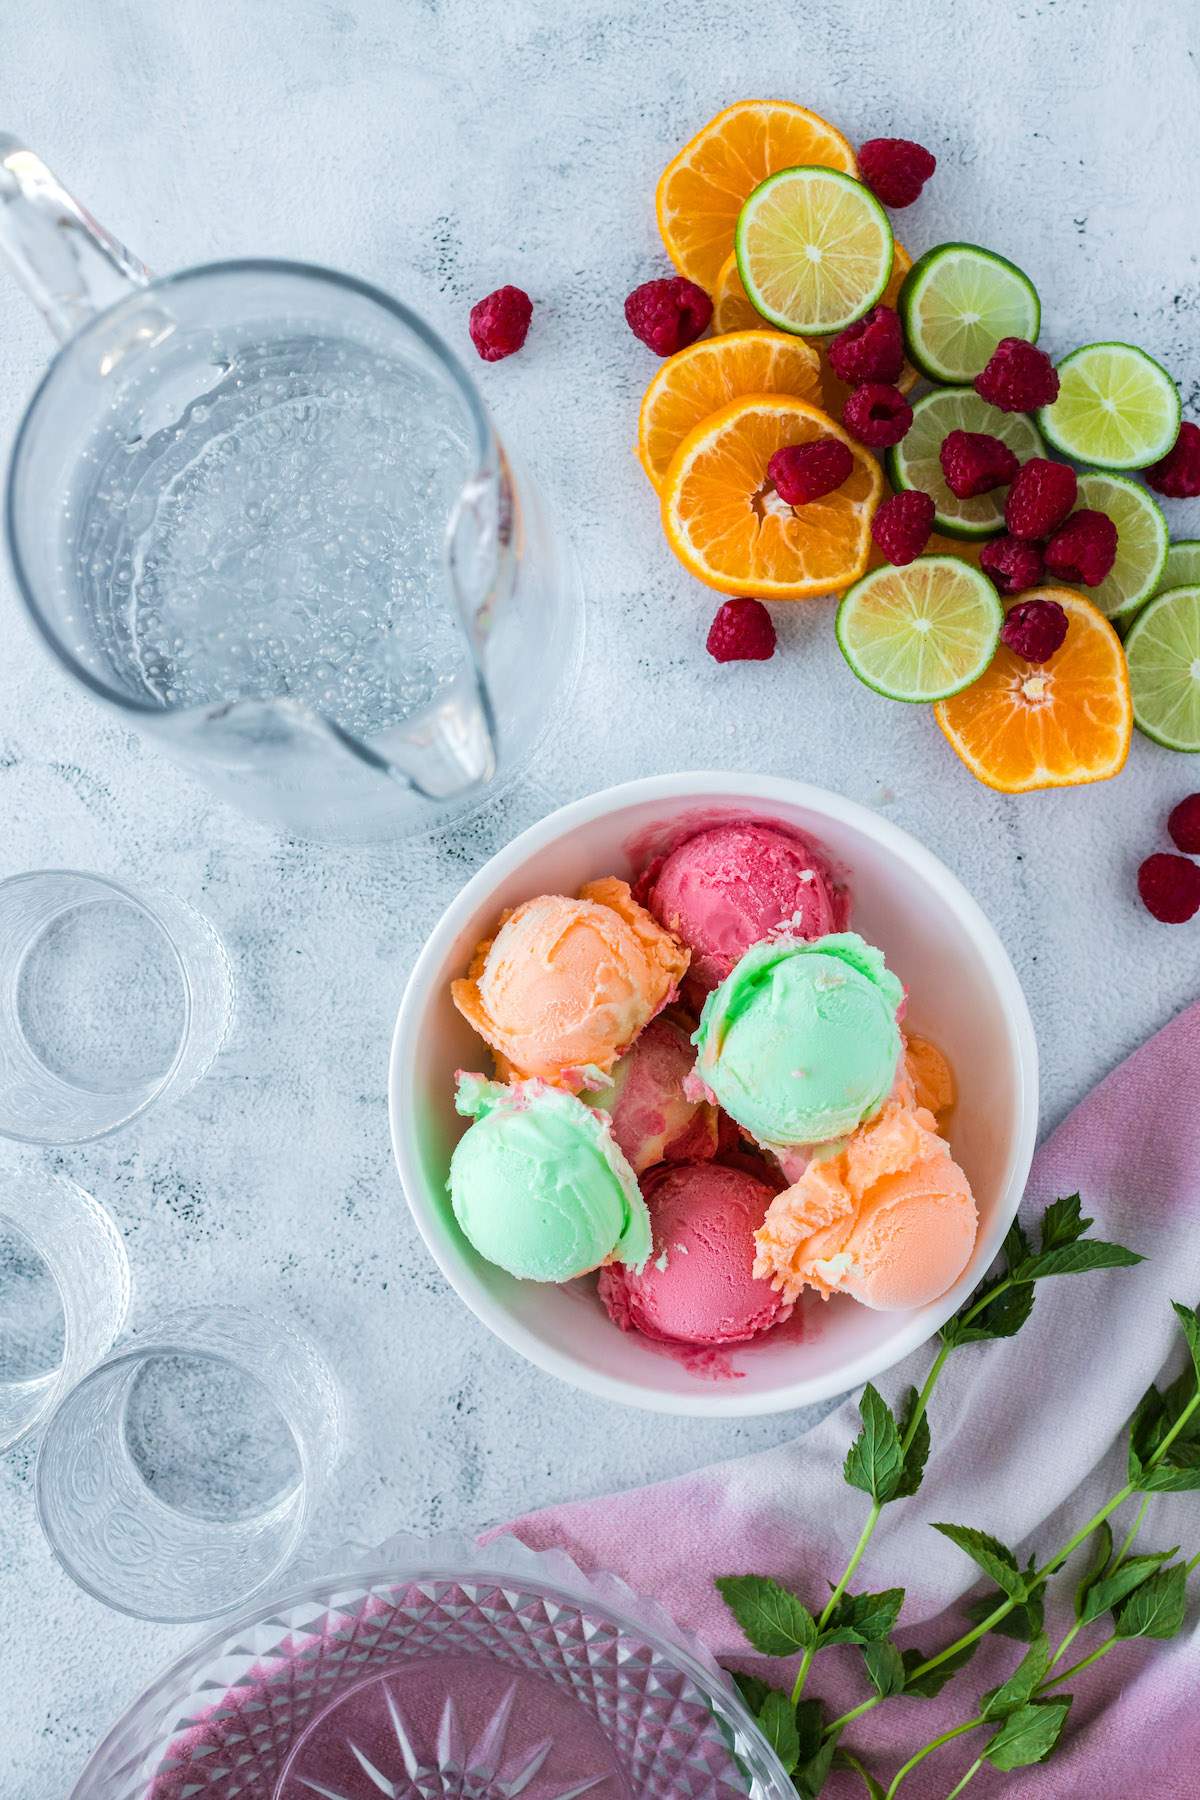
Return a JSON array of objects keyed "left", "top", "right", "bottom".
[{"left": 0, "top": 138, "right": 582, "bottom": 842}]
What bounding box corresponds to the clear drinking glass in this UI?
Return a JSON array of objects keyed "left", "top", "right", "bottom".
[
  {"left": 0, "top": 1169, "right": 130, "bottom": 1452},
  {"left": 35, "top": 1304, "right": 340, "bottom": 1622},
  {"left": 0, "top": 871, "right": 234, "bottom": 1144},
  {"left": 0, "top": 137, "right": 583, "bottom": 842}
]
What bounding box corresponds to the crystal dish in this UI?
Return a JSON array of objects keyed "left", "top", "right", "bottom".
[{"left": 69, "top": 1533, "right": 792, "bottom": 1800}]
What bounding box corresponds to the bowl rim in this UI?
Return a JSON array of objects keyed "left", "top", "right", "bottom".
[{"left": 389, "top": 771, "right": 1039, "bottom": 1417}]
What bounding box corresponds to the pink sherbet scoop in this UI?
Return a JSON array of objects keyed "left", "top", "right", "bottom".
[
  {"left": 640, "top": 822, "right": 847, "bottom": 996},
  {"left": 598, "top": 1160, "right": 790, "bottom": 1347}
]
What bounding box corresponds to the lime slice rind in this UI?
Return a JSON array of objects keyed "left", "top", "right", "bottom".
[
  {"left": 836, "top": 555, "right": 1004, "bottom": 702},
  {"left": 898, "top": 242, "right": 1040, "bottom": 385},
  {"left": 736, "top": 166, "right": 894, "bottom": 337},
  {"left": 887, "top": 389, "right": 1046, "bottom": 539},
  {"left": 1039, "top": 342, "right": 1181, "bottom": 471},
  {"left": 1151, "top": 540, "right": 1200, "bottom": 604},
  {"left": 1074, "top": 471, "right": 1168, "bottom": 621},
  {"left": 1125, "top": 585, "right": 1200, "bottom": 752}
]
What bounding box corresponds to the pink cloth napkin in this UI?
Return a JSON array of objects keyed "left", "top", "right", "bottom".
[{"left": 499, "top": 1000, "right": 1200, "bottom": 1798}]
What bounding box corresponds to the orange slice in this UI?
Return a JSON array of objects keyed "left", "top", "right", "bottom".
[
  {"left": 935, "top": 587, "right": 1132, "bottom": 792},
  {"left": 661, "top": 394, "right": 883, "bottom": 600},
  {"left": 712, "top": 242, "right": 919, "bottom": 408},
  {"left": 637, "top": 331, "right": 822, "bottom": 490},
  {"left": 656, "top": 100, "right": 858, "bottom": 292}
]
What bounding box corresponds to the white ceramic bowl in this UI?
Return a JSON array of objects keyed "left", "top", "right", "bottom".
[{"left": 389, "top": 773, "right": 1038, "bottom": 1417}]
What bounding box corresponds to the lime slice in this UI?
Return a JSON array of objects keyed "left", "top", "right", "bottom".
[
  {"left": 735, "top": 166, "right": 893, "bottom": 337},
  {"left": 1039, "top": 343, "right": 1180, "bottom": 469},
  {"left": 1151, "top": 539, "right": 1200, "bottom": 603},
  {"left": 1125, "top": 586, "right": 1200, "bottom": 751},
  {"left": 1073, "top": 471, "right": 1167, "bottom": 620},
  {"left": 886, "top": 388, "right": 1045, "bottom": 540},
  {"left": 836, "top": 556, "right": 1003, "bottom": 702},
  {"left": 898, "top": 242, "right": 1040, "bottom": 384}
]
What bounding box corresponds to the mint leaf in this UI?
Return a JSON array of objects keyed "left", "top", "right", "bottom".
[
  {"left": 862, "top": 1638, "right": 905, "bottom": 1697},
  {"left": 1133, "top": 1463, "right": 1200, "bottom": 1494},
  {"left": 1011, "top": 1238, "right": 1143, "bottom": 1281},
  {"left": 793, "top": 1728, "right": 840, "bottom": 1800},
  {"left": 931, "top": 1523, "right": 1028, "bottom": 1599},
  {"left": 1112, "top": 1562, "right": 1188, "bottom": 1639},
  {"left": 823, "top": 1587, "right": 904, "bottom": 1644},
  {"left": 1079, "top": 1550, "right": 1178, "bottom": 1625},
  {"left": 1038, "top": 1193, "right": 1087, "bottom": 1252},
  {"left": 831, "top": 1750, "right": 885, "bottom": 1800},
  {"left": 716, "top": 1576, "right": 817, "bottom": 1656},
  {"left": 942, "top": 1276, "right": 1034, "bottom": 1348},
  {"left": 984, "top": 1697, "right": 1071, "bottom": 1771},
  {"left": 1128, "top": 1383, "right": 1164, "bottom": 1479},
  {"left": 1167, "top": 1440, "right": 1200, "bottom": 1468},
  {"left": 794, "top": 1699, "right": 824, "bottom": 1765},
  {"left": 980, "top": 1632, "right": 1052, "bottom": 1719},
  {"left": 1160, "top": 1361, "right": 1200, "bottom": 1442},
  {"left": 756, "top": 1689, "right": 799, "bottom": 1773},
  {"left": 843, "top": 1384, "right": 904, "bottom": 1504},
  {"left": 1173, "top": 1300, "right": 1200, "bottom": 1383},
  {"left": 901, "top": 1638, "right": 978, "bottom": 1697},
  {"left": 1073, "top": 1520, "right": 1113, "bottom": 1621},
  {"left": 730, "top": 1671, "right": 772, "bottom": 1715},
  {"left": 965, "top": 1579, "right": 1045, "bottom": 1642},
  {"left": 894, "top": 1387, "right": 931, "bottom": 1499},
  {"left": 1003, "top": 1214, "right": 1031, "bottom": 1266}
]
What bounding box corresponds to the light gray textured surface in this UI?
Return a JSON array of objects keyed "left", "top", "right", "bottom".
[{"left": 0, "top": 1, "right": 1198, "bottom": 1792}]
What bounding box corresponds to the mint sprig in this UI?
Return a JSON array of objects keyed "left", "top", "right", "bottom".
[{"left": 717, "top": 1195, "right": 1200, "bottom": 1799}]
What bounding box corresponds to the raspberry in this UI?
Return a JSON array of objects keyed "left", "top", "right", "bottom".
[
  {"left": 1000, "top": 597, "right": 1068, "bottom": 663},
  {"left": 1043, "top": 509, "right": 1119, "bottom": 586},
  {"left": 706, "top": 598, "right": 776, "bottom": 663},
  {"left": 939, "top": 430, "right": 1020, "bottom": 499},
  {"left": 1004, "top": 459, "right": 1077, "bottom": 539},
  {"left": 768, "top": 439, "right": 854, "bottom": 504},
  {"left": 858, "top": 138, "right": 936, "bottom": 209},
  {"left": 827, "top": 305, "right": 905, "bottom": 386},
  {"left": 1145, "top": 421, "right": 1200, "bottom": 499},
  {"left": 842, "top": 382, "right": 913, "bottom": 449},
  {"left": 980, "top": 535, "right": 1045, "bottom": 597},
  {"left": 1138, "top": 852, "right": 1200, "bottom": 924},
  {"left": 468, "top": 286, "right": 533, "bottom": 361},
  {"left": 1168, "top": 793, "right": 1200, "bottom": 854},
  {"left": 974, "top": 338, "right": 1060, "bottom": 412},
  {"left": 871, "top": 490, "right": 935, "bottom": 565},
  {"left": 624, "top": 277, "right": 712, "bottom": 356}
]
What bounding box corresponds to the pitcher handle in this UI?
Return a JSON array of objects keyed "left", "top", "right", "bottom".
[{"left": 0, "top": 135, "right": 148, "bottom": 342}]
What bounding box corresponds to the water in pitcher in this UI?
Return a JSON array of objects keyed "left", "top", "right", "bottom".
[{"left": 69, "top": 333, "right": 477, "bottom": 737}]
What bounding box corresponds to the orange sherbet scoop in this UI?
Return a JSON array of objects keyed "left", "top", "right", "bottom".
[
  {"left": 452, "top": 879, "right": 690, "bottom": 1086},
  {"left": 753, "top": 1047, "right": 976, "bottom": 1312}
]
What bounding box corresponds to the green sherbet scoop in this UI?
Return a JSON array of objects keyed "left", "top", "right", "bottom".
[
  {"left": 693, "top": 931, "right": 904, "bottom": 1149},
  {"left": 448, "top": 1075, "right": 651, "bottom": 1282}
]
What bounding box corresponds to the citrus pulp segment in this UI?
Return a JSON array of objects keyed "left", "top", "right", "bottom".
[
  {"left": 1124, "top": 585, "right": 1200, "bottom": 751},
  {"left": 836, "top": 557, "right": 1003, "bottom": 702},
  {"left": 1072, "top": 471, "right": 1167, "bottom": 621},
  {"left": 656, "top": 100, "right": 859, "bottom": 291},
  {"left": 660, "top": 394, "right": 883, "bottom": 599},
  {"left": 712, "top": 252, "right": 767, "bottom": 334},
  {"left": 1038, "top": 343, "right": 1181, "bottom": 469},
  {"left": 935, "top": 587, "right": 1132, "bottom": 791},
  {"left": 898, "top": 242, "right": 1041, "bottom": 384},
  {"left": 1151, "top": 539, "right": 1200, "bottom": 603},
  {"left": 735, "top": 167, "right": 894, "bottom": 337},
  {"left": 637, "top": 332, "right": 822, "bottom": 489},
  {"left": 887, "top": 388, "right": 1045, "bottom": 539}
]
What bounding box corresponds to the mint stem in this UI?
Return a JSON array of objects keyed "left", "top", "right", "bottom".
[
  {"left": 943, "top": 1756, "right": 984, "bottom": 1800},
  {"left": 1039, "top": 1633, "right": 1117, "bottom": 1690},
  {"left": 883, "top": 1718, "right": 982, "bottom": 1800},
  {"left": 1112, "top": 1492, "right": 1151, "bottom": 1571}
]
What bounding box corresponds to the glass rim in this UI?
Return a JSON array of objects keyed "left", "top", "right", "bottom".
[
  {"left": 4, "top": 256, "right": 497, "bottom": 717},
  {"left": 0, "top": 869, "right": 199, "bottom": 1143}
]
